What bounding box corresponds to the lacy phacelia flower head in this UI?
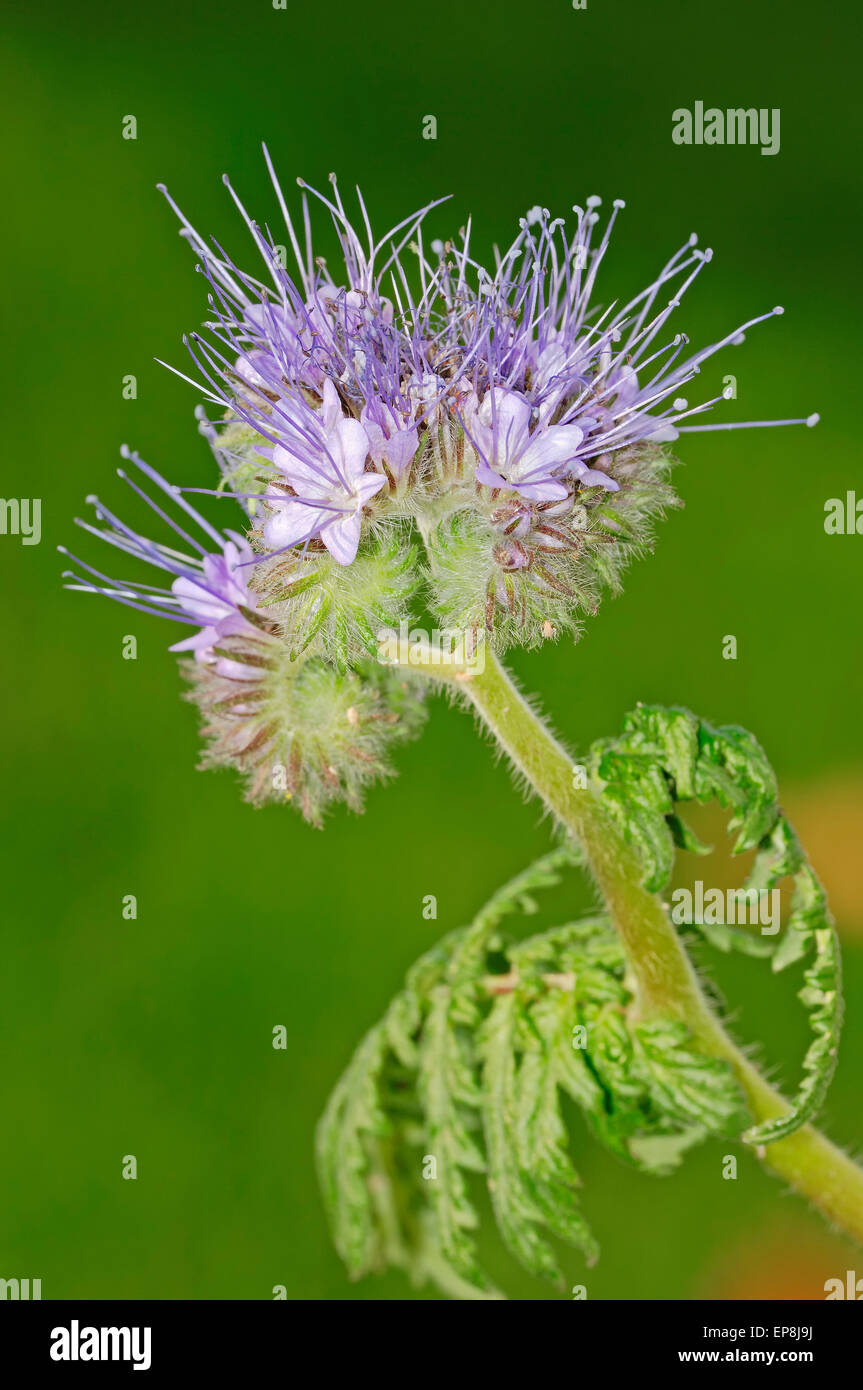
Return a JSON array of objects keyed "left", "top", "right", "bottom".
[
  {"left": 64, "top": 156, "right": 817, "bottom": 817},
  {"left": 61, "top": 448, "right": 426, "bottom": 823},
  {"left": 159, "top": 159, "right": 816, "bottom": 641}
]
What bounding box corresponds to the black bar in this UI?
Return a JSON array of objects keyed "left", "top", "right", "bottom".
[{"left": 1, "top": 1299, "right": 858, "bottom": 1375}]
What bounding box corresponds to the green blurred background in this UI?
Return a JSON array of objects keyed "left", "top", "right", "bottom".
[{"left": 1, "top": 0, "right": 861, "bottom": 1300}]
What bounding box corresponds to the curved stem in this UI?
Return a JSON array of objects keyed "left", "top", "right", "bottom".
[{"left": 395, "top": 640, "right": 863, "bottom": 1243}]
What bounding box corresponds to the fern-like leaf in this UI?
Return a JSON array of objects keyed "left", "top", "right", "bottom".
[
  {"left": 317, "top": 848, "right": 746, "bottom": 1298},
  {"left": 588, "top": 704, "right": 843, "bottom": 1145}
]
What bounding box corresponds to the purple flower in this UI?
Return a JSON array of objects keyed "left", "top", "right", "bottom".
[
  {"left": 169, "top": 539, "right": 257, "bottom": 677},
  {"left": 466, "top": 388, "right": 617, "bottom": 499},
  {"left": 264, "top": 380, "right": 387, "bottom": 565},
  {"left": 60, "top": 449, "right": 263, "bottom": 678},
  {"left": 360, "top": 400, "right": 419, "bottom": 477}
]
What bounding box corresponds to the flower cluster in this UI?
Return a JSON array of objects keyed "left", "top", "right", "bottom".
[{"left": 64, "top": 153, "right": 817, "bottom": 820}]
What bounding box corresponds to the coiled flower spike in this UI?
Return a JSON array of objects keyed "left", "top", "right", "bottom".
[{"left": 61, "top": 447, "right": 426, "bottom": 823}]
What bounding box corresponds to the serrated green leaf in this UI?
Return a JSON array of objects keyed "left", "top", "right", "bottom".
[{"left": 480, "top": 993, "right": 567, "bottom": 1284}]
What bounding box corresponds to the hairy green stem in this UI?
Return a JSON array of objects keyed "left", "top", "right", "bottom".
[{"left": 397, "top": 641, "right": 863, "bottom": 1244}]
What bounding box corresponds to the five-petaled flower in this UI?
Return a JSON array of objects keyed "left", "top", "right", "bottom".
[{"left": 264, "top": 381, "right": 387, "bottom": 565}]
